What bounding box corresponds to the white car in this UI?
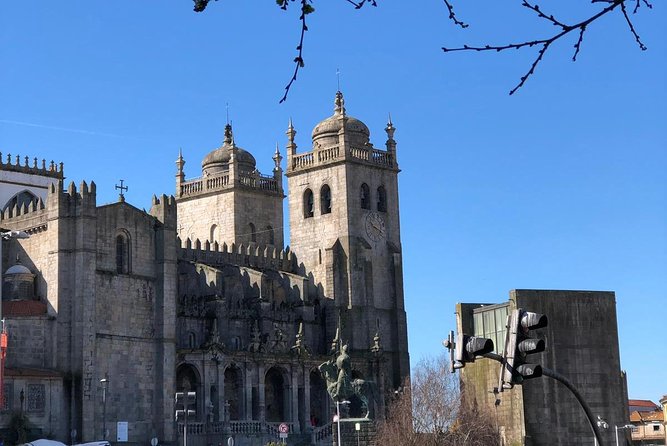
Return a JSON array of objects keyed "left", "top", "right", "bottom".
[{"left": 23, "top": 440, "right": 67, "bottom": 446}]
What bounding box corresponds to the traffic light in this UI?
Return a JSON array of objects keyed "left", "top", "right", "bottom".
[
  {"left": 443, "top": 330, "right": 494, "bottom": 373},
  {"left": 498, "top": 309, "right": 548, "bottom": 389},
  {"left": 175, "top": 391, "right": 196, "bottom": 421}
]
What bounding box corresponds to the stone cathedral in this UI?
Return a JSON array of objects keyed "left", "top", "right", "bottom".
[{"left": 0, "top": 92, "right": 409, "bottom": 446}]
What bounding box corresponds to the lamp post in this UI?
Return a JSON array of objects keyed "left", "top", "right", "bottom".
[
  {"left": 615, "top": 424, "right": 633, "bottom": 446},
  {"left": 595, "top": 416, "right": 608, "bottom": 446},
  {"left": 335, "top": 400, "right": 350, "bottom": 446},
  {"left": 0, "top": 230, "right": 30, "bottom": 408},
  {"left": 100, "top": 374, "right": 109, "bottom": 440}
]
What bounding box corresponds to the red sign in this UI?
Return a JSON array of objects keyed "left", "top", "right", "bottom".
[{"left": 278, "top": 423, "right": 289, "bottom": 434}]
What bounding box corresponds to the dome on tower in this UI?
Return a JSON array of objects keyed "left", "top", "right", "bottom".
[
  {"left": 311, "top": 91, "right": 370, "bottom": 146},
  {"left": 202, "top": 123, "right": 257, "bottom": 175}
]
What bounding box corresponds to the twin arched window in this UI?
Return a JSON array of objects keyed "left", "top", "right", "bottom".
[
  {"left": 249, "top": 223, "right": 257, "bottom": 242},
  {"left": 303, "top": 185, "right": 333, "bottom": 218},
  {"left": 360, "top": 184, "right": 388, "bottom": 212}
]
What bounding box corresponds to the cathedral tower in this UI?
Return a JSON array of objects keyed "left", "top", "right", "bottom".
[
  {"left": 175, "top": 124, "right": 284, "bottom": 249},
  {"left": 286, "top": 92, "right": 409, "bottom": 386}
]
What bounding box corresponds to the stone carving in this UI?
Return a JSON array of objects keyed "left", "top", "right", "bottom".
[
  {"left": 270, "top": 324, "right": 288, "bottom": 352},
  {"left": 290, "top": 322, "right": 310, "bottom": 357},
  {"left": 247, "top": 320, "right": 265, "bottom": 353}
]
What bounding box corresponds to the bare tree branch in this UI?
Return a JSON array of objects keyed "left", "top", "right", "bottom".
[
  {"left": 444, "top": 0, "right": 469, "bottom": 29},
  {"left": 442, "top": 0, "right": 652, "bottom": 95}
]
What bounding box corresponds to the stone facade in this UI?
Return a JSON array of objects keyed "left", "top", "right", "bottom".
[
  {"left": 0, "top": 92, "right": 409, "bottom": 446},
  {"left": 456, "top": 290, "right": 630, "bottom": 446}
]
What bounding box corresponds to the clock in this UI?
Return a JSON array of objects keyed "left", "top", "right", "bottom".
[{"left": 365, "top": 212, "right": 386, "bottom": 242}]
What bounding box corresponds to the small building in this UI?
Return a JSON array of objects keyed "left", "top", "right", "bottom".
[
  {"left": 629, "top": 399, "right": 665, "bottom": 445},
  {"left": 456, "top": 289, "right": 629, "bottom": 446}
]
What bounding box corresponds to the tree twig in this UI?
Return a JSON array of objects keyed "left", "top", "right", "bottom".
[{"left": 442, "top": 0, "right": 651, "bottom": 95}]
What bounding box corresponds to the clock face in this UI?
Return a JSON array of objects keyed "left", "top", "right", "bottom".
[{"left": 365, "top": 212, "right": 386, "bottom": 242}]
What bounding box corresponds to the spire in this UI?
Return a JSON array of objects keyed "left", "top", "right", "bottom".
[
  {"left": 273, "top": 143, "right": 283, "bottom": 170},
  {"left": 334, "top": 91, "right": 346, "bottom": 116},
  {"left": 286, "top": 118, "right": 297, "bottom": 157}
]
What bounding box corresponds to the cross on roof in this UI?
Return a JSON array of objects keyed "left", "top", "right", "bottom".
[{"left": 115, "top": 179, "right": 128, "bottom": 202}]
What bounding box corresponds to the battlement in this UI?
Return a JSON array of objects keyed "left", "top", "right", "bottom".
[
  {"left": 0, "top": 152, "right": 64, "bottom": 179},
  {"left": 0, "top": 195, "right": 48, "bottom": 234},
  {"left": 178, "top": 237, "right": 299, "bottom": 274},
  {"left": 149, "top": 194, "right": 177, "bottom": 228},
  {"left": 288, "top": 144, "right": 395, "bottom": 173},
  {"left": 178, "top": 170, "right": 281, "bottom": 200}
]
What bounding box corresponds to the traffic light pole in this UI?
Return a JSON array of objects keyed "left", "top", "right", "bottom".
[{"left": 484, "top": 352, "right": 605, "bottom": 446}]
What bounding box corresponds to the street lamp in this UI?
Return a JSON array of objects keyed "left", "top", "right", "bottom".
[
  {"left": 0, "top": 230, "right": 29, "bottom": 408},
  {"left": 594, "top": 416, "right": 608, "bottom": 446},
  {"left": 335, "top": 400, "right": 350, "bottom": 446},
  {"left": 100, "top": 374, "right": 109, "bottom": 440},
  {"left": 615, "top": 424, "right": 633, "bottom": 446}
]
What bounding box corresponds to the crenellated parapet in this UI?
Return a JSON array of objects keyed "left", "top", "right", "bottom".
[
  {"left": 149, "top": 194, "right": 177, "bottom": 229},
  {"left": 178, "top": 238, "right": 299, "bottom": 274},
  {"left": 0, "top": 152, "right": 64, "bottom": 179},
  {"left": 0, "top": 195, "right": 48, "bottom": 234},
  {"left": 48, "top": 180, "right": 97, "bottom": 217}
]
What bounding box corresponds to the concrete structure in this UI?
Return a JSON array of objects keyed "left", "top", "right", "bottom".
[
  {"left": 456, "top": 289, "right": 629, "bottom": 446},
  {"left": 0, "top": 91, "right": 409, "bottom": 446}
]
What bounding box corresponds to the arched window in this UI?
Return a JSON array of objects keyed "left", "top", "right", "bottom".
[
  {"left": 249, "top": 223, "right": 257, "bottom": 242},
  {"left": 320, "top": 184, "right": 332, "bottom": 215},
  {"left": 303, "top": 189, "right": 314, "bottom": 218},
  {"left": 377, "top": 186, "right": 387, "bottom": 212},
  {"left": 115, "top": 231, "right": 130, "bottom": 274},
  {"left": 188, "top": 331, "right": 198, "bottom": 349},
  {"left": 210, "top": 224, "right": 219, "bottom": 243},
  {"left": 360, "top": 183, "right": 371, "bottom": 210},
  {"left": 2, "top": 190, "right": 38, "bottom": 214},
  {"left": 266, "top": 226, "right": 275, "bottom": 245}
]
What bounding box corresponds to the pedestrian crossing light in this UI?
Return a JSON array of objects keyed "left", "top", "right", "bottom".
[
  {"left": 499, "top": 309, "right": 548, "bottom": 388},
  {"left": 443, "top": 330, "right": 494, "bottom": 372},
  {"left": 175, "top": 391, "right": 196, "bottom": 421}
]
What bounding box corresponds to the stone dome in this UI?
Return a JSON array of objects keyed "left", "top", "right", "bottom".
[
  {"left": 311, "top": 91, "right": 370, "bottom": 146},
  {"left": 5, "top": 263, "right": 32, "bottom": 275},
  {"left": 202, "top": 124, "right": 257, "bottom": 175}
]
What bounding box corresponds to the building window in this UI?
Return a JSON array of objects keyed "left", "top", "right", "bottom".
[
  {"left": 303, "top": 189, "right": 314, "bottom": 218},
  {"left": 377, "top": 186, "right": 387, "bottom": 212},
  {"left": 653, "top": 425, "right": 661, "bottom": 432},
  {"left": 360, "top": 183, "right": 371, "bottom": 210},
  {"left": 320, "top": 184, "right": 332, "bottom": 215},
  {"left": 266, "top": 226, "right": 275, "bottom": 245},
  {"left": 27, "top": 384, "right": 45, "bottom": 413},
  {"left": 210, "top": 224, "right": 219, "bottom": 244},
  {"left": 249, "top": 223, "right": 257, "bottom": 243},
  {"left": 473, "top": 304, "right": 509, "bottom": 354},
  {"left": 2, "top": 190, "right": 38, "bottom": 214},
  {"left": 115, "top": 232, "right": 131, "bottom": 274},
  {"left": 188, "top": 332, "right": 197, "bottom": 349}
]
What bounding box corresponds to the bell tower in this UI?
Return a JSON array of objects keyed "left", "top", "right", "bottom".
[{"left": 286, "top": 92, "right": 409, "bottom": 387}]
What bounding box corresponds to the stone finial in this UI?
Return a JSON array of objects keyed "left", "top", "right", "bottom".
[
  {"left": 286, "top": 118, "right": 297, "bottom": 157},
  {"left": 385, "top": 114, "right": 397, "bottom": 154},
  {"left": 247, "top": 320, "right": 264, "bottom": 353},
  {"left": 223, "top": 123, "right": 233, "bottom": 145},
  {"left": 334, "top": 91, "right": 346, "bottom": 116},
  {"left": 273, "top": 143, "right": 283, "bottom": 170}
]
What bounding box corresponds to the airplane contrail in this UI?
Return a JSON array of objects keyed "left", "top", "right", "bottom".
[{"left": 0, "top": 118, "right": 149, "bottom": 140}]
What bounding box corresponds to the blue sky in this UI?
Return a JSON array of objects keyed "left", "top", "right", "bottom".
[{"left": 1, "top": 2, "right": 665, "bottom": 401}]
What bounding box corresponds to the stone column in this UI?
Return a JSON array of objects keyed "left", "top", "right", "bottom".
[
  {"left": 303, "top": 366, "right": 311, "bottom": 431},
  {"left": 258, "top": 363, "right": 266, "bottom": 422},
  {"left": 245, "top": 363, "right": 253, "bottom": 420},
  {"left": 291, "top": 365, "right": 299, "bottom": 432}
]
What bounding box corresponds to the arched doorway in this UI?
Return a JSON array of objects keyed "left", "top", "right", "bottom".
[
  {"left": 265, "top": 367, "right": 289, "bottom": 422},
  {"left": 176, "top": 363, "right": 201, "bottom": 420},
  {"left": 309, "top": 369, "right": 328, "bottom": 427},
  {"left": 224, "top": 365, "right": 243, "bottom": 420}
]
